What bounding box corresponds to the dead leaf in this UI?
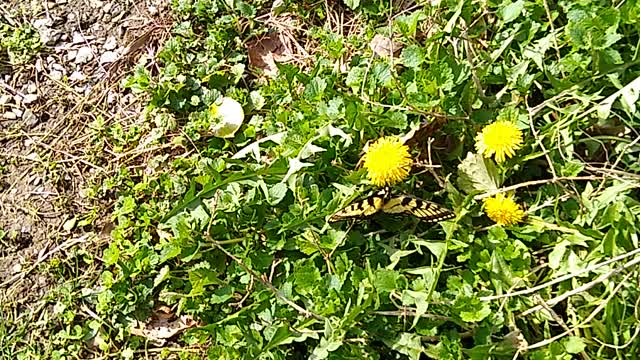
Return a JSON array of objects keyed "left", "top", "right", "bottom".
[
  {"left": 130, "top": 308, "right": 198, "bottom": 345},
  {"left": 247, "top": 31, "right": 295, "bottom": 77},
  {"left": 369, "top": 34, "right": 402, "bottom": 58}
]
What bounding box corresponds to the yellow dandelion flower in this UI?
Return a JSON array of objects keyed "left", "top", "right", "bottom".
[
  {"left": 362, "top": 136, "right": 412, "bottom": 187},
  {"left": 475, "top": 121, "right": 523, "bottom": 163},
  {"left": 483, "top": 193, "right": 525, "bottom": 226}
]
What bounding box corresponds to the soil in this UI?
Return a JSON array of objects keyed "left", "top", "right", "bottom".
[{"left": 0, "top": 0, "right": 169, "bottom": 308}]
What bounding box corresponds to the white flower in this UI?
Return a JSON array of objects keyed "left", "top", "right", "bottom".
[{"left": 209, "top": 97, "right": 244, "bottom": 138}]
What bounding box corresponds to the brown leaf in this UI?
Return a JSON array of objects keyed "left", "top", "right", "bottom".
[
  {"left": 369, "top": 34, "right": 402, "bottom": 58},
  {"left": 247, "top": 32, "right": 295, "bottom": 77},
  {"left": 130, "top": 310, "right": 198, "bottom": 345}
]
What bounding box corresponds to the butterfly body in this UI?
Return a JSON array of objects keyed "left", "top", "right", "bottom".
[{"left": 329, "top": 189, "right": 454, "bottom": 223}]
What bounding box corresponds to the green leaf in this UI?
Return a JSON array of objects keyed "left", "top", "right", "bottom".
[
  {"left": 343, "top": 0, "right": 359, "bottom": 10},
  {"left": 293, "top": 260, "right": 322, "bottom": 295},
  {"left": 564, "top": 336, "right": 586, "bottom": 354},
  {"left": 310, "top": 337, "right": 342, "bottom": 360},
  {"left": 153, "top": 265, "right": 170, "bottom": 288},
  {"left": 103, "top": 243, "right": 120, "bottom": 266},
  {"left": 598, "top": 76, "right": 640, "bottom": 118},
  {"left": 401, "top": 45, "right": 424, "bottom": 69},
  {"left": 305, "top": 77, "right": 327, "bottom": 100},
  {"left": 249, "top": 90, "right": 265, "bottom": 110},
  {"left": 395, "top": 11, "right": 427, "bottom": 36},
  {"left": 459, "top": 299, "right": 491, "bottom": 322},
  {"left": 548, "top": 241, "right": 568, "bottom": 270},
  {"left": 501, "top": 0, "right": 525, "bottom": 23},
  {"left": 444, "top": 0, "right": 464, "bottom": 33},
  {"left": 374, "top": 269, "right": 402, "bottom": 294},
  {"left": 384, "top": 333, "right": 423, "bottom": 360},
  {"left": 457, "top": 152, "right": 500, "bottom": 193},
  {"left": 268, "top": 183, "right": 288, "bottom": 205}
]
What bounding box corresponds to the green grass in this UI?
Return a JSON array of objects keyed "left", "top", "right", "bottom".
[
  {"left": 6, "top": 0, "right": 640, "bottom": 358},
  {"left": 0, "top": 22, "right": 41, "bottom": 65}
]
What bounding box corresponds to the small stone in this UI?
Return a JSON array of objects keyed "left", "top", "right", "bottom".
[
  {"left": 69, "top": 71, "right": 86, "bottom": 81},
  {"left": 32, "top": 19, "right": 51, "bottom": 28},
  {"left": 99, "top": 51, "right": 118, "bottom": 64},
  {"left": 23, "top": 109, "right": 38, "bottom": 127},
  {"left": 67, "top": 50, "right": 77, "bottom": 62},
  {"left": 42, "top": 29, "right": 62, "bottom": 45},
  {"left": 148, "top": 5, "right": 158, "bottom": 15},
  {"left": 27, "top": 83, "right": 37, "bottom": 94},
  {"left": 103, "top": 36, "right": 117, "bottom": 50},
  {"left": 12, "top": 263, "right": 21, "bottom": 274},
  {"left": 122, "top": 93, "right": 134, "bottom": 104},
  {"left": 51, "top": 63, "right": 65, "bottom": 72},
  {"left": 72, "top": 32, "right": 85, "bottom": 44},
  {"left": 35, "top": 59, "right": 45, "bottom": 72},
  {"left": 102, "top": 2, "right": 112, "bottom": 13},
  {"left": 110, "top": 4, "right": 121, "bottom": 15},
  {"left": 107, "top": 91, "right": 116, "bottom": 103},
  {"left": 33, "top": 19, "right": 61, "bottom": 45},
  {"left": 2, "top": 112, "right": 17, "bottom": 120},
  {"left": 75, "top": 47, "right": 93, "bottom": 64},
  {"left": 13, "top": 108, "right": 23, "bottom": 117},
  {"left": 23, "top": 94, "right": 38, "bottom": 104},
  {"left": 50, "top": 70, "right": 63, "bottom": 80},
  {"left": 26, "top": 153, "right": 40, "bottom": 161}
]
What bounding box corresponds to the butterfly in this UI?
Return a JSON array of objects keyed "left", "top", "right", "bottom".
[{"left": 328, "top": 188, "right": 455, "bottom": 223}]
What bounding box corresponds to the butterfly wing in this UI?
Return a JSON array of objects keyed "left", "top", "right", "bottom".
[
  {"left": 329, "top": 190, "right": 387, "bottom": 222},
  {"left": 382, "top": 195, "right": 454, "bottom": 223}
]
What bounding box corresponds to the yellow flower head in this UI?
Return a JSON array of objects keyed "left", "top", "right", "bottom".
[
  {"left": 475, "top": 121, "right": 523, "bottom": 163},
  {"left": 361, "top": 136, "right": 412, "bottom": 187},
  {"left": 483, "top": 193, "right": 525, "bottom": 226}
]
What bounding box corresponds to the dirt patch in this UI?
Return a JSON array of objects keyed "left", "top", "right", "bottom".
[{"left": 0, "top": 0, "right": 169, "bottom": 303}]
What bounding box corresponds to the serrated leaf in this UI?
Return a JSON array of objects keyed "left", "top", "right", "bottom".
[
  {"left": 154, "top": 266, "right": 170, "bottom": 288},
  {"left": 283, "top": 157, "right": 314, "bottom": 183},
  {"left": 304, "top": 77, "right": 327, "bottom": 100},
  {"left": 103, "top": 242, "right": 120, "bottom": 266},
  {"left": 232, "top": 131, "right": 287, "bottom": 161},
  {"left": 249, "top": 90, "right": 265, "bottom": 110},
  {"left": 299, "top": 142, "right": 326, "bottom": 159},
  {"left": 327, "top": 125, "right": 352, "bottom": 147},
  {"left": 374, "top": 269, "right": 401, "bottom": 293},
  {"left": 459, "top": 300, "right": 491, "bottom": 322},
  {"left": 401, "top": 45, "right": 424, "bottom": 69},
  {"left": 564, "top": 336, "right": 586, "bottom": 354},
  {"left": 384, "top": 333, "right": 423, "bottom": 360}
]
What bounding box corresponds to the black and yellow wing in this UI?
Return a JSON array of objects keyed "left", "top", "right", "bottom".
[
  {"left": 382, "top": 195, "right": 454, "bottom": 223},
  {"left": 328, "top": 189, "right": 388, "bottom": 222}
]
